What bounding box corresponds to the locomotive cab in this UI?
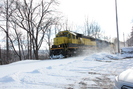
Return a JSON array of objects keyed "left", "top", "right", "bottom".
[{"left": 50, "top": 30, "right": 81, "bottom": 59}]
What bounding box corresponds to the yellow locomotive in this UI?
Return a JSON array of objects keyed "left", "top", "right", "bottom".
[{"left": 50, "top": 30, "right": 113, "bottom": 58}]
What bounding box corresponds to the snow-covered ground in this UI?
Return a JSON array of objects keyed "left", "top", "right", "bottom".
[{"left": 0, "top": 52, "right": 133, "bottom": 89}]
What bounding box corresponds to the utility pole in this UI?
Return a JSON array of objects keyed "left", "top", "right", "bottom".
[
  {"left": 115, "top": 0, "right": 120, "bottom": 53},
  {"left": 6, "top": 0, "right": 9, "bottom": 63},
  {"left": 123, "top": 32, "right": 125, "bottom": 47}
]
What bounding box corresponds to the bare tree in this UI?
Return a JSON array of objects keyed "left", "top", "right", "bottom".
[
  {"left": 9, "top": 0, "right": 59, "bottom": 59},
  {"left": 0, "top": 0, "right": 16, "bottom": 64},
  {"left": 84, "top": 17, "right": 102, "bottom": 38},
  {"left": 9, "top": 23, "right": 26, "bottom": 61},
  {"left": 0, "top": 0, "right": 60, "bottom": 62},
  {"left": 54, "top": 19, "right": 62, "bottom": 35},
  {"left": 6, "top": 0, "right": 9, "bottom": 63},
  {"left": 61, "top": 19, "right": 73, "bottom": 31},
  {"left": 45, "top": 27, "right": 52, "bottom": 57},
  {"left": 84, "top": 17, "right": 90, "bottom": 36}
]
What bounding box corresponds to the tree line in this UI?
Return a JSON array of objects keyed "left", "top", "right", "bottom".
[{"left": 0, "top": 0, "right": 62, "bottom": 64}]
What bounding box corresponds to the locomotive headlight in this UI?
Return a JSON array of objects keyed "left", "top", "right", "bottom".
[{"left": 58, "top": 45, "right": 60, "bottom": 47}]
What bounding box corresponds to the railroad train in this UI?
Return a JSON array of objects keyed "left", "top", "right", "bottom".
[{"left": 50, "top": 30, "right": 114, "bottom": 59}]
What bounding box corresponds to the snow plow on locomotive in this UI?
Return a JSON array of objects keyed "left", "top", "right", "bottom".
[{"left": 50, "top": 30, "right": 114, "bottom": 59}]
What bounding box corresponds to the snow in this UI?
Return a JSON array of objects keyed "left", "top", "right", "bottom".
[
  {"left": 0, "top": 52, "right": 133, "bottom": 89},
  {"left": 121, "top": 47, "right": 133, "bottom": 56},
  {"left": 121, "top": 47, "right": 133, "bottom": 52}
]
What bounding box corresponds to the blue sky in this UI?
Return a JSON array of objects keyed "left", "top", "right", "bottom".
[{"left": 58, "top": 0, "right": 133, "bottom": 41}]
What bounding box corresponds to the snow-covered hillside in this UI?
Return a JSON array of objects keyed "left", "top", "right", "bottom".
[{"left": 0, "top": 52, "right": 133, "bottom": 89}]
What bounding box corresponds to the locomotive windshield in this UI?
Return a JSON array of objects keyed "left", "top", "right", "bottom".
[
  {"left": 56, "top": 31, "right": 78, "bottom": 39},
  {"left": 56, "top": 32, "right": 69, "bottom": 37}
]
